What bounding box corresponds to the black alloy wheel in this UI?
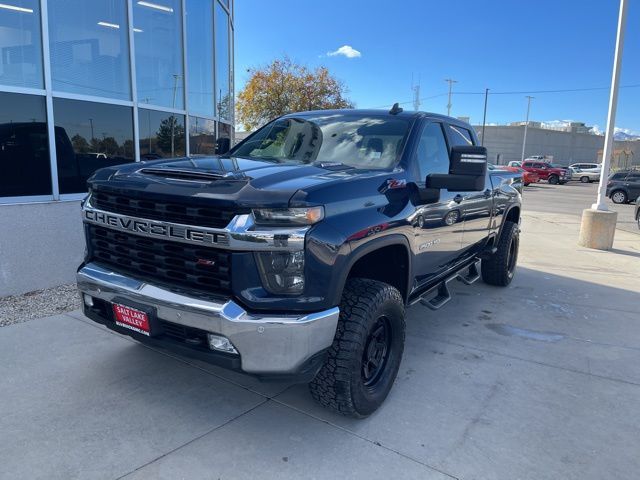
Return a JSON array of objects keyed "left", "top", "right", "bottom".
[{"left": 361, "top": 316, "right": 392, "bottom": 388}]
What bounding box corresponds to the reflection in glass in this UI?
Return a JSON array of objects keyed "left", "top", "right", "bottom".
[
  {"left": 189, "top": 116, "right": 215, "bottom": 156},
  {"left": 53, "top": 98, "right": 134, "bottom": 194},
  {"left": 0, "top": 92, "right": 51, "bottom": 197},
  {"left": 134, "top": 0, "right": 184, "bottom": 109},
  {"left": 0, "top": 0, "right": 43, "bottom": 88},
  {"left": 215, "top": 2, "right": 230, "bottom": 120},
  {"left": 48, "top": 0, "right": 131, "bottom": 99},
  {"left": 217, "top": 121, "right": 231, "bottom": 154},
  {"left": 186, "top": 0, "right": 214, "bottom": 117},
  {"left": 139, "top": 108, "right": 185, "bottom": 159}
]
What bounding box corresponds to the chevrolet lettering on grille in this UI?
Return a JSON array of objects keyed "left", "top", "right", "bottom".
[{"left": 84, "top": 208, "right": 228, "bottom": 247}]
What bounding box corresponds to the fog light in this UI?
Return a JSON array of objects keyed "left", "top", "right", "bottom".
[
  {"left": 83, "top": 294, "right": 94, "bottom": 307},
  {"left": 207, "top": 334, "right": 238, "bottom": 354},
  {"left": 255, "top": 251, "right": 305, "bottom": 294}
]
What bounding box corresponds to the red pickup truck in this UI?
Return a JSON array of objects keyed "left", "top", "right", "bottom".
[{"left": 521, "top": 160, "right": 569, "bottom": 185}]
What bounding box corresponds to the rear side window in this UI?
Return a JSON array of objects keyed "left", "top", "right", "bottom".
[
  {"left": 533, "top": 163, "right": 545, "bottom": 168},
  {"left": 415, "top": 122, "right": 450, "bottom": 180},
  {"left": 611, "top": 172, "right": 626, "bottom": 180},
  {"left": 448, "top": 125, "right": 474, "bottom": 146},
  {"left": 523, "top": 162, "right": 533, "bottom": 167}
]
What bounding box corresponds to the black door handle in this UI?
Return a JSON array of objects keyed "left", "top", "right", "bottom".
[{"left": 453, "top": 194, "right": 463, "bottom": 203}]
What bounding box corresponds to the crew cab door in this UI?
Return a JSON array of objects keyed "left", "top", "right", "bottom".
[
  {"left": 410, "top": 121, "right": 464, "bottom": 285},
  {"left": 444, "top": 124, "right": 494, "bottom": 250}
]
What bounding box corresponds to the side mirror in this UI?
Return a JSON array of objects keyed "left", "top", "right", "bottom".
[{"left": 426, "top": 145, "right": 487, "bottom": 192}]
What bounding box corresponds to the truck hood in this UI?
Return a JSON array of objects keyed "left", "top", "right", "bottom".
[{"left": 87, "top": 155, "right": 378, "bottom": 208}]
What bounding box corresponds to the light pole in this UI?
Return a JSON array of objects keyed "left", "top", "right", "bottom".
[
  {"left": 445, "top": 78, "right": 457, "bottom": 116},
  {"left": 520, "top": 96, "right": 534, "bottom": 162},
  {"left": 481, "top": 88, "right": 489, "bottom": 146},
  {"left": 592, "top": 0, "right": 627, "bottom": 211},
  {"left": 578, "top": 0, "right": 627, "bottom": 250},
  {"left": 171, "top": 73, "right": 181, "bottom": 157}
]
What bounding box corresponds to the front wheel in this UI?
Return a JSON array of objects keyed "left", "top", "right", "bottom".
[
  {"left": 548, "top": 175, "right": 559, "bottom": 185},
  {"left": 309, "top": 279, "right": 405, "bottom": 418},
  {"left": 481, "top": 221, "right": 519, "bottom": 286}
]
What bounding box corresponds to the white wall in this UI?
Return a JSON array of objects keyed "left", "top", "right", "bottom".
[{"left": 0, "top": 201, "right": 85, "bottom": 296}]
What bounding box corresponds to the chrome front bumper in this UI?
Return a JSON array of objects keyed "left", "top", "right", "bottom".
[{"left": 77, "top": 262, "right": 340, "bottom": 375}]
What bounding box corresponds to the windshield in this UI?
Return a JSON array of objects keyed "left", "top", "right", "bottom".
[{"left": 229, "top": 114, "right": 412, "bottom": 169}]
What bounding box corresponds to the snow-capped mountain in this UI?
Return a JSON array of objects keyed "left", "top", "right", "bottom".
[{"left": 613, "top": 128, "right": 640, "bottom": 141}]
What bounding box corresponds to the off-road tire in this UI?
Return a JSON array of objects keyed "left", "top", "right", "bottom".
[
  {"left": 481, "top": 221, "right": 519, "bottom": 286},
  {"left": 309, "top": 278, "right": 405, "bottom": 418},
  {"left": 548, "top": 174, "right": 559, "bottom": 185}
]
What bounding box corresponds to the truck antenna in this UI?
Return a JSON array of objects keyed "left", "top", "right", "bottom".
[{"left": 389, "top": 103, "right": 403, "bottom": 115}]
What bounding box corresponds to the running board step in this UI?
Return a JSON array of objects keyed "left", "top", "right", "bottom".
[
  {"left": 419, "top": 278, "right": 453, "bottom": 310},
  {"left": 457, "top": 260, "right": 481, "bottom": 285}
]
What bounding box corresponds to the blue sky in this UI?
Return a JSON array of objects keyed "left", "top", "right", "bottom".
[{"left": 234, "top": 0, "right": 640, "bottom": 134}]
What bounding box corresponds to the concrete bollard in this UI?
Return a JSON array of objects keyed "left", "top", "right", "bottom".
[{"left": 578, "top": 208, "right": 618, "bottom": 250}]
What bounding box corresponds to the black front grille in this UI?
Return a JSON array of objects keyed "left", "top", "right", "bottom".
[
  {"left": 88, "top": 225, "right": 231, "bottom": 295},
  {"left": 92, "top": 190, "right": 242, "bottom": 228}
]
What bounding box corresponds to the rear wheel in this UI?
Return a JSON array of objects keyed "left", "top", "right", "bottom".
[
  {"left": 611, "top": 190, "right": 628, "bottom": 204},
  {"left": 309, "top": 278, "right": 405, "bottom": 418},
  {"left": 548, "top": 174, "right": 559, "bottom": 185},
  {"left": 580, "top": 176, "right": 590, "bottom": 183},
  {"left": 481, "top": 221, "right": 519, "bottom": 287}
]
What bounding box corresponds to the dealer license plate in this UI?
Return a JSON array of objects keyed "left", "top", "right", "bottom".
[{"left": 112, "top": 303, "right": 151, "bottom": 336}]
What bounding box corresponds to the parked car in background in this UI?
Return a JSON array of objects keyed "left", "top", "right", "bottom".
[
  {"left": 607, "top": 170, "right": 640, "bottom": 204},
  {"left": 507, "top": 161, "right": 522, "bottom": 167},
  {"left": 569, "top": 162, "right": 601, "bottom": 173},
  {"left": 569, "top": 166, "right": 600, "bottom": 183},
  {"left": 496, "top": 165, "right": 539, "bottom": 186},
  {"left": 522, "top": 160, "right": 570, "bottom": 185}
]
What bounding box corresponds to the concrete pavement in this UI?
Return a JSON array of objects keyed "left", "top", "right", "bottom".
[{"left": 1, "top": 210, "right": 639, "bottom": 480}]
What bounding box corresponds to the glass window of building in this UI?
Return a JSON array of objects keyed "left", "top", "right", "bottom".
[
  {"left": 0, "top": 0, "right": 43, "bottom": 89},
  {"left": 215, "top": 2, "right": 230, "bottom": 121},
  {"left": 139, "top": 108, "right": 185, "bottom": 159},
  {"left": 134, "top": 0, "right": 184, "bottom": 109},
  {"left": 186, "top": 0, "right": 214, "bottom": 118},
  {"left": 216, "top": 121, "right": 231, "bottom": 154},
  {"left": 53, "top": 98, "right": 134, "bottom": 194},
  {"left": 48, "top": 0, "right": 131, "bottom": 100},
  {"left": 189, "top": 116, "right": 215, "bottom": 156},
  {"left": 0, "top": 92, "right": 51, "bottom": 197}
]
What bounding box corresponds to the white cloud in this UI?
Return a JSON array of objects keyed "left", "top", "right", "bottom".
[{"left": 327, "top": 45, "right": 361, "bottom": 58}]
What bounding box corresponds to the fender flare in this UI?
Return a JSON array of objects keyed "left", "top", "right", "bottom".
[
  {"left": 496, "top": 204, "right": 521, "bottom": 241},
  {"left": 334, "top": 234, "right": 413, "bottom": 304}
]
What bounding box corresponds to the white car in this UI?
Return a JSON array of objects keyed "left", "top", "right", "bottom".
[
  {"left": 507, "top": 161, "right": 522, "bottom": 167},
  {"left": 569, "top": 166, "right": 600, "bottom": 183},
  {"left": 569, "top": 162, "right": 601, "bottom": 173}
]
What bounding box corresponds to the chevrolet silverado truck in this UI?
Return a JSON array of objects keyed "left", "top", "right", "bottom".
[{"left": 77, "top": 107, "right": 522, "bottom": 417}]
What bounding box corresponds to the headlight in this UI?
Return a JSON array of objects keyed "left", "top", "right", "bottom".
[
  {"left": 255, "top": 251, "right": 305, "bottom": 294},
  {"left": 252, "top": 207, "right": 324, "bottom": 226}
]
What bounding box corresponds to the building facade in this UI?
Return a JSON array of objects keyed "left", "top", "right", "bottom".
[
  {"left": 0, "top": 0, "right": 234, "bottom": 295},
  {"left": 476, "top": 124, "right": 640, "bottom": 168}
]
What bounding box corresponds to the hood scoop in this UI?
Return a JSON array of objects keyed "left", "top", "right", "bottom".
[{"left": 139, "top": 167, "right": 236, "bottom": 182}]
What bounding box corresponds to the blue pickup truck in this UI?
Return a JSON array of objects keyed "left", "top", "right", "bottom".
[{"left": 77, "top": 106, "right": 522, "bottom": 417}]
